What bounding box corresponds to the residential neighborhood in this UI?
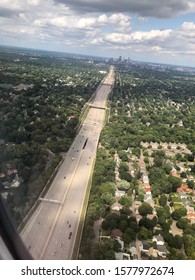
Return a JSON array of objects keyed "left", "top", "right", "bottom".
[
  {"left": 83, "top": 138, "right": 195, "bottom": 260},
  {"left": 80, "top": 63, "right": 195, "bottom": 260}
]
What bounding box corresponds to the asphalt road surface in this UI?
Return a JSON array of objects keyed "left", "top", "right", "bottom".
[{"left": 20, "top": 66, "right": 115, "bottom": 259}]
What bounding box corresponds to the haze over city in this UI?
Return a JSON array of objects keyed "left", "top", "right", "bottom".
[{"left": 0, "top": 0, "right": 195, "bottom": 67}]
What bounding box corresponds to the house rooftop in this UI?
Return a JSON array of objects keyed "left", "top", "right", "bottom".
[
  {"left": 177, "top": 184, "right": 193, "bottom": 193},
  {"left": 111, "top": 229, "right": 123, "bottom": 239},
  {"left": 153, "top": 235, "right": 164, "bottom": 242},
  {"left": 157, "top": 244, "right": 167, "bottom": 253},
  {"left": 141, "top": 240, "right": 150, "bottom": 251}
]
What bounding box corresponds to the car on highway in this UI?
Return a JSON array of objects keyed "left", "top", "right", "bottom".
[{"left": 68, "top": 232, "right": 72, "bottom": 239}]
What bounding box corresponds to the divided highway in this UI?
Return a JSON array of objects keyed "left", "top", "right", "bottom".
[{"left": 20, "top": 66, "right": 115, "bottom": 259}]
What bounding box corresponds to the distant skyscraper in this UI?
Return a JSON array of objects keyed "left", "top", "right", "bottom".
[
  {"left": 118, "top": 55, "right": 122, "bottom": 62},
  {"left": 128, "top": 57, "right": 132, "bottom": 63}
]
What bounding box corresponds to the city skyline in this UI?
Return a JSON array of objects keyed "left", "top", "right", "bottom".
[{"left": 0, "top": 0, "right": 195, "bottom": 67}]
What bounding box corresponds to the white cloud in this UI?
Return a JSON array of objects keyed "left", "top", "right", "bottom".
[
  {"left": 105, "top": 33, "right": 131, "bottom": 44},
  {"left": 131, "top": 29, "right": 172, "bottom": 42},
  {"left": 97, "top": 14, "right": 109, "bottom": 24},
  {"left": 181, "top": 21, "right": 195, "bottom": 30},
  {"left": 77, "top": 17, "right": 97, "bottom": 29},
  {"left": 104, "top": 29, "right": 172, "bottom": 45},
  {"left": 27, "top": 0, "right": 41, "bottom": 6}
]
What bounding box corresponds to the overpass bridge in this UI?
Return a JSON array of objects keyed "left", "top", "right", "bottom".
[
  {"left": 86, "top": 102, "right": 108, "bottom": 110},
  {"left": 38, "top": 198, "right": 62, "bottom": 205}
]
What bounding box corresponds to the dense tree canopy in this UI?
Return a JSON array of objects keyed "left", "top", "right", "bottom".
[{"left": 138, "top": 202, "right": 153, "bottom": 216}]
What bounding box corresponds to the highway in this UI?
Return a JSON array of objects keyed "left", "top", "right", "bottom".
[{"left": 20, "top": 66, "right": 115, "bottom": 259}]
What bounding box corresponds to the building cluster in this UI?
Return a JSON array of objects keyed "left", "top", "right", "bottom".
[{"left": 0, "top": 163, "right": 21, "bottom": 192}]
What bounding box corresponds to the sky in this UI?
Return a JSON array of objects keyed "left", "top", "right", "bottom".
[{"left": 0, "top": 0, "right": 195, "bottom": 66}]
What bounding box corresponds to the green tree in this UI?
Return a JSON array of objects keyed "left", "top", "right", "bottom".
[
  {"left": 120, "top": 206, "right": 132, "bottom": 216},
  {"left": 174, "top": 235, "right": 183, "bottom": 249},
  {"left": 183, "top": 235, "right": 195, "bottom": 258},
  {"left": 103, "top": 213, "right": 120, "bottom": 230},
  {"left": 99, "top": 182, "right": 116, "bottom": 196},
  {"left": 118, "top": 220, "right": 128, "bottom": 232},
  {"left": 187, "top": 180, "right": 195, "bottom": 189},
  {"left": 159, "top": 194, "right": 167, "bottom": 207},
  {"left": 101, "top": 193, "right": 115, "bottom": 205},
  {"left": 168, "top": 248, "right": 186, "bottom": 260},
  {"left": 117, "top": 180, "right": 130, "bottom": 191},
  {"left": 137, "top": 227, "right": 151, "bottom": 240},
  {"left": 123, "top": 227, "right": 137, "bottom": 243},
  {"left": 93, "top": 240, "right": 115, "bottom": 260},
  {"left": 119, "top": 196, "right": 132, "bottom": 206},
  {"left": 138, "top": 202, "right": 153, "bottom": 216},
  {"left": 171, "top": 207, "right": 187, "bottom": 221},
  {"left": 163, "top": 164, "right": 172, "bottom": 174},
  {"left": 113, "top": 240, "right": 121, "bottom": 252},
  {"left": 176, "top": 218, "right": 190, "bottom": 229},
  {"left": 139, "top": 217, "right": 155, "bottom": 230},
  {"left": 168, "top": 175, "right": 182, "bottom": 192}
]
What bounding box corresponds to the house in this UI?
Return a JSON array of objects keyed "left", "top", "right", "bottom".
[
  {"left": 115, "top": 189, "right": 126, "bottom": 198},
  {"left": 141, "top": 142, "right": 148, "bottom": 148},
  {"left": 157, "top": 244, "right": 167, "bottom": 258},
  {"left": 181, "top": 197, "right": 189, "bottom": 206},
  {"left": 111, "top": 202, "right": 123, "bottom": 212},
  {"left": 186, "top": 206, "right": 194, "bottom": 213},
  {"left": 140, "top": 240, "right": 150, "bottom": 253},
  {"left": 145, "top": 187, "right": 151, "bottom": 193},
  {"left": 0, "top": 173, "right": 5, "bottom": 178},
  {"left": 111, "top": 229, "right": 123, "bottom": 239},
  {"left": 171, "top": 169, "right": 180, "bottom": 178},
  {"left": 149, "top": 246, "right": 158, "bottom": 258},
  {"left": 160, "top": 142, "right": 168, "bottom": 149},
  {"left": 187, "top": 212, "right": 195, "bottom": 223},
  {"left": 7, "top": 169, "right": 17, "bottom": 176},
  {"left": 11, "top": 180, "right": 20, "bottom": 188},
  {"left": 144, "top": 193, "right": 153, "bottom": 204},
  {"left": 142, "top": 174, "right": 149, "bottom": 184},
  {"left": 153, "top": 235, "right": 165, "bottom": 246},
  {"left": 143, "top": 183, "right": 150, "bottom": 188},
  {"left": 129, "top": 241, "right": 137, "bottom": 257},
  {"left": 177, "top": 184, "right": 193, "bottom": 194},
  {"left": 151, "top": 142, "right": 159, "bottom": 149},
  {"left": 178, "top": 192, "right": 187, "bottom": 199},
  {"left": 171, "top": 143, "right": 177, "bottom": 149},
  {"left": 115, "top": 252, "right": 123, "bottom": 260}
]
